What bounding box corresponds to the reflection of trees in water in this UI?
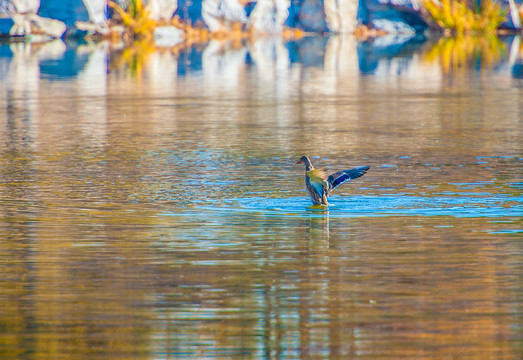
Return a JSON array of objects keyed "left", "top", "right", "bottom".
[
  {"left": 103, "top": 35, "right": 521, "bottom": 87},
  {"left": 109, "top": 40, "right": 158, "bottom": 78},
  {"left": 145, "top": 215, "right": 520, "bottom": 357},
  {"left": 425, "top": 35, "right": 507, "bottom": 74},
  {"left": 1, "top": 210, "right": 519, "bottom": 357}
]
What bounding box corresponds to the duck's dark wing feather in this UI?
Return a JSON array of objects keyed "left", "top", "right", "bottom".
[{"left": 328, "top": 166, "right": 370, "bottom": 190}]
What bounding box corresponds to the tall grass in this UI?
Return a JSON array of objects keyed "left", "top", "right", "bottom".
[
  {"left": 423, "top": 0, "right": 507, "bottom": 34},
  {"left": 108, "top": 0, "right": 156, "bottom": 40}
]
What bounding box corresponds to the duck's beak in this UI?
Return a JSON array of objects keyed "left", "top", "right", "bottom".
[{"left": 295, "top": 160, "right": 302, "bottom": 164}]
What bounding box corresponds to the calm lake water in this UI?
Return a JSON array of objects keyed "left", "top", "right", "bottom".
[{"left": 0, "top": 34, "right": 522, "bottom": 359}]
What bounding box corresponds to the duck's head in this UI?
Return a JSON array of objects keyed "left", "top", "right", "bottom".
[{"left": 296, "top": 155, "right": 313, "bottom": 168}]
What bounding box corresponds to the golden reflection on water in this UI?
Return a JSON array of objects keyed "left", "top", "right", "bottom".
[
  {"left": 109, "top": 39, "right": 157, "bottom": 79},
  {"left": 425, "top": 35, "right": 507, "bottom": 74},
  {"left": 1, "top": 211, "right": 520, "bottom": 359}
]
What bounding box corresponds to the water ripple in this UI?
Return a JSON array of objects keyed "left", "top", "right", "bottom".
[{"left": 188, "top": 195, "right": 523, "bottom": 218}]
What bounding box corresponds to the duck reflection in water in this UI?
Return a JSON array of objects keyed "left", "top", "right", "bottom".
[
  {"left": 306, "top": 213, "right": 331, "bottom": 249},
  {"left": 296, "top": 156, "right": 370, "bottom": 206}
]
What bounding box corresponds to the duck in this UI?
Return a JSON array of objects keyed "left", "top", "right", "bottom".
[{"left": 296, "top": 156, "right": 370, "bottom": 205}]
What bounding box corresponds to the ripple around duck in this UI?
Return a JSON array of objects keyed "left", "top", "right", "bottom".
[{"left": 191, "top": 194, "right": 523, "bottom": 218}]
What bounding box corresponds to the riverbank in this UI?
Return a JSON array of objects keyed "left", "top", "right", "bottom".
[{"left": 0, "top": 0, "right": 521, "bottom": 46}]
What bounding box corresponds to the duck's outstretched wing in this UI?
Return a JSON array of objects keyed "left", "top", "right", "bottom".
[{"left": 328, "top": 166, "right": 370, "bottom": 190}]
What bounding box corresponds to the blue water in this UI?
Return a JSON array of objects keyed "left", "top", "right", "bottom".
[{"left": 160, "top": 194, "right": 523, "bottom": 219}]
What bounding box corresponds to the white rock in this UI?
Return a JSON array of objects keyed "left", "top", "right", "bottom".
[
  {"left": 324, "top": 0, "right": 359, "bottom": 34},
  {"left": 202, "top": 0, "right": 247, "bottom": 32},
  {"left": 154, "top": 26, "right": 184, "bottom": 47},
  {"left": 82, "top": 0, "right": 107, "bottom": 25},
  {"left": 0, "top": 0, "right": 40, "bottom": 14},
  {"left": 248, "top": 0, "right": 290, "bottom": 34},
  {"left": 10, "top": 14, "right": 66, "bottom": 39},
  {"left": 148, "top": 0, "right": 178, "bottom": 21}
]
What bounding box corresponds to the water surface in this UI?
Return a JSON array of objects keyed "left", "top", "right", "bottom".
[{"left": 0, "top": 35, "right": 522, "bottom": 359}]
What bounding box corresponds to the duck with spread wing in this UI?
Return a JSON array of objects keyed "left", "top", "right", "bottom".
[{"left": 296, "top": 156, "right": 370, "bottom": 206}]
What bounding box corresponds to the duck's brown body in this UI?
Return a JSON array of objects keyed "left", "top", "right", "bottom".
[{"left": 296, "top": 156, "right": 370, "bottom": 205}]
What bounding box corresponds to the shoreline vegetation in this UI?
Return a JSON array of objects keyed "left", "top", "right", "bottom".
[
  {"left": 92, "top": 0, "right": 522, "bottom": 42},
  {"left": 96, "top": 0, "right": 390, "bottom": 44},
  {"left": 0, "top": 0, "right": 521, "bottom": 47},
  {"left": 0, "top": 1, "right": 521, "bottom": 81}
]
